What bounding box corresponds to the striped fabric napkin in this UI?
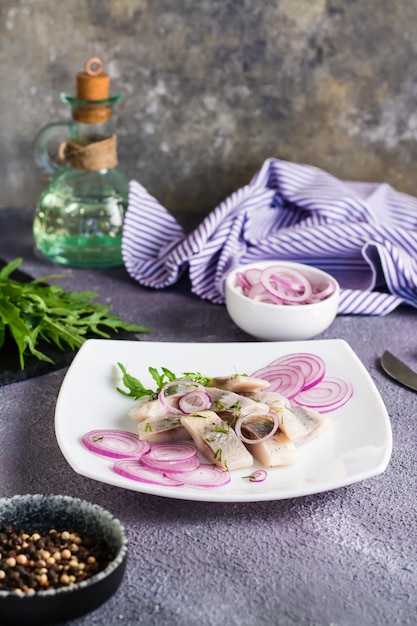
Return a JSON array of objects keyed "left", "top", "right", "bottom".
[{"left": 122, "top": 158, "right": 417, "bottom": 315}]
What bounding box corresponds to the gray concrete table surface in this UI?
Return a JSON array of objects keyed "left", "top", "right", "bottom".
[{"left": 0, "top": 208, "right": 416, "bottom": 626}]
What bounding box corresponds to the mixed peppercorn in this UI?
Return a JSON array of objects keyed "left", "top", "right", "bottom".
[{"left": 0, "top": 525, "right": 114, "bottom": 594}]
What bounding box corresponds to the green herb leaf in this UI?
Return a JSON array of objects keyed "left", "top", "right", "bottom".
[
  {"left": 181, "top": 371, "right": 211, "bottom": 386},
  {"left": 0, "top": 258, "right": 149, "bottom": 369},
  {"left": 116, "top": 363, "right": 154, "bottom": 399},
  {"left": 116, "top": 364, "right": 211, "bottom": 400},
  {"left": 148, "top": 366, "right": 177, "bottom": 389},
  {"left": 214, "top": 425, "right": 230, "bottom": 434}
]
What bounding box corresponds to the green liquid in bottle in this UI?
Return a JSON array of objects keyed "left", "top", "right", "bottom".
[{"left": 33, "top": 168, "right": 128, "bottom": 268}]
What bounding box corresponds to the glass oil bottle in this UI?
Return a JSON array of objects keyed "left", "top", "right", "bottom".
[{"left": 33, "top": 57, "right": 129, "bottom": 268}]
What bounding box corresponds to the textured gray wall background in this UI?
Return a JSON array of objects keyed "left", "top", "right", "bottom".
[{"left": 2, "top": 0, "right": 417, "bottom": 214}]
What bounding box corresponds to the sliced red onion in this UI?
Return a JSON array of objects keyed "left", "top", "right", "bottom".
[
  {"left": 82, "top": 429, "right": 150, "bottom": 459},
  {"left": 251, "top": 363, "right": 306, "bottom": 398},
  {"left": 260, "top": 265, "right": 313, "bottom": 304},
  {"left": 242, "top": 470, "right": 267, "bottom": 483},
  {"left": 247, "top": 283, "right": 282, "bottom": 304},
  {"left": 292, "top": 376, "right": 353, "bottom": 412},
  {"left": 140, "top": 454, "right": 200, "bottom": 473},
  {"left": 178, "top": 390, "right": 211, "bottom": 414},
  {"left": 244, "top": 268, "right": 262, "bottom": 285},
  {"left": 168, "top": 464, "right": 231, "bottom": 488},
  {"left": 307, "top": 280, "right": 336, "bottom": 303},
  {"left": 113, "top": 459, "right": 184, "bottom": 486},
  {"left": 143, "top": 441, "right": 198, "bottom": 462},
  {"left": 158, "top": 380, "right": 205, "bottom": 415},
  {"left": 265, "top": 353, "right": 326, "bottom": 391},
  {"left": 235, "top": 264, "right": 337, "bottom": 306},
  {"left": 235, "top": 270, "right": 252, "bottom": 291},
  {"left": 234, "top": 412, "right": 280, "bottom": 445}
]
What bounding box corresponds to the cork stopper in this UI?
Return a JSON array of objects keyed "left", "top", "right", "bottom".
[
  {"left": 76, "top": 57, "right": 110, "bottom": 100},
  {"left": 73, "top": 57, "right": 112, "bottom": 124}
]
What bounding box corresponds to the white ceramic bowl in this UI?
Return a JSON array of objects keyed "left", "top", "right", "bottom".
[{"left": 225, "top": 261, "right": 340, "bottom": 341}]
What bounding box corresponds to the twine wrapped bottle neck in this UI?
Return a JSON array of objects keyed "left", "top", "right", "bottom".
[{"left": 59, "top": 135, "right": 118, "bottom": 171}]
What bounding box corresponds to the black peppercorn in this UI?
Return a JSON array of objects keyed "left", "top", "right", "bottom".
[{"left": 0, "top": 525, "right": 114, "bottom": 594}]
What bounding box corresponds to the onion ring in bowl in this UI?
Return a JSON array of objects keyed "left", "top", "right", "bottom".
[
  {"left": 233, "top": 263, "right": 337, "bottom": 306},
  {"left": 260, "top": 265, "right": 313, "bottom": 304}
]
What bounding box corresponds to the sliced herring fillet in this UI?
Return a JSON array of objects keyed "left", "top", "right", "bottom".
[
  {"left": 137, "top": 414, "right": 190, "bottom": 443},
  {"left": 248, "top": 390, "right": 291, "bottom": 412},
  {"left": 128, "top": 397, "right": 168, "bottom": 422},
  {"left": 278, "top": 405, "right": 333, "bottom": 445},
  {"left": 207, "top": 375, "right": 269, "bottom": 393},
  {"left": 208, "top": 387, "right": 269, "bottom": 416},
  {"left": 240, "top": 414, "right": 299, "bottom": 467},
  {"left": 181, "top": 411, "right": 254, "bottom": 471},
  {"left": 248, "top": 431, "right": 299, "bottom": 467},
  {"left": 129, "top": 384, "right": 269, "bottom": 423}
]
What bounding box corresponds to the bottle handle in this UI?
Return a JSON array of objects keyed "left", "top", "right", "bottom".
[{"left": 34, "top": 122, "right": 69, "bottom": 177}]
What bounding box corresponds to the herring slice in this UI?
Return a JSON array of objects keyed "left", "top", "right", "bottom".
[
  {"left": 249, "top": 431, "right": 299, "bottom": 467},
  {"left": 181, "top": 411, "right": 254, "bottom": 471},
  {"left": 137, "top": 414, "right": 190, "bottom": 443},
  {"left": 239, "top": 414, "right": 299, "bottom": 467},
  {"left": 207, "top": 375, "right": 270, "bottom": 393},
  {"left": 278, "top": 405, "right": 333, "bottom": 445},
  {"left": 208, "top": 387, "right": 269, "bottom": 416},
  {"left": 129, "top": 397, "right": 168, "bottom": 422}
]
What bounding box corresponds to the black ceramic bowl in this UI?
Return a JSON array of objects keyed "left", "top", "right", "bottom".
[{"left": 0, "top": 494, "right": 128, "bottom": 626}]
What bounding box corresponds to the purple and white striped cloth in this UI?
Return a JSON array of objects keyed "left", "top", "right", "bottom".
[{"left": 122, "top": 158, "right": 417, "bottom": 315}]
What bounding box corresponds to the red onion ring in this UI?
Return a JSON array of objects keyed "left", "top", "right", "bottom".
[
  {"left": 158, "top": 380, "right": 205, "bottom": 414},
  {"left": 178, "top": 390, "right": 211, "bottom": 414},
  {"left": 242, "top": 470, "right": 267, "bottom": 483},
  {"left": 140, "top": 454, "right": 200, "bottom": 473},
  {"left": 308, "top": 280, "right": 336, "bottom": 303},
  {"left": 113, "top": 459, "right": 184, "bottom": 486},
  {"left": 244, "top": 268, "right": 262, "bottom": 285},
  {"left": 234, "top": 412, "right": 280, "bottom": 445},
  {"left": 168, "top": 464, "right": 231, "bottom": 487},
  {"left": 247, "top": 282, "right": 282, "bottom": 304},
  {"left": 265, "top": 353, "right": 326, "bottom": 391},
  {"left": 82, "top": 429, "right": 150, "bottom": 459},
  {"left": 260, "top": 265, "right": 313, "bottom": 303},
  {"left": 292, "top": 376, "right": 353, "bottom": 413},
  {"left": 235, "top": 264, "right": 336, "bottom": 306},
  {"left": 114, "top": 450, "right": 230, "bottom": 488},
  {"left": 143, "top": 441, "right": 198, "bottom": 462},
  {"left": 235, "top": 271, "right": 252, "bottom": 291},
  {"left": 250, "top": 363, "right": 305, "bottom": 398}
]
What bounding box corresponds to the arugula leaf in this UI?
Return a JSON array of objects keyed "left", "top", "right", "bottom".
[
  {"left": 116, "top": 363, "right": 155, "bottom": 399},
  {"left": 0, "top": 258, "right": 149, "bottom": 369},
  {"left": 148, "top": 366, "right": 177, "bottom": 389},
  {"left": 116, "top": 364, "right": 210, "bottom": 400},
  {"left": 117, "top": 364, "right": 178, "bottom": 400}
]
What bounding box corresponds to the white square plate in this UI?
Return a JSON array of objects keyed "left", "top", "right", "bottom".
[{"left": 55, "top": 338, "right": 392, "bottom": 502}]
